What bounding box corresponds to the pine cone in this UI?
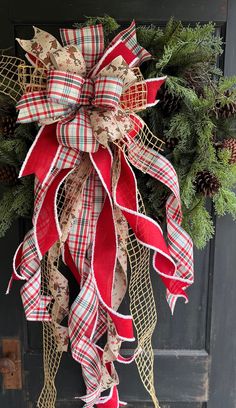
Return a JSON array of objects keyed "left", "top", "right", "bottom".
[
  {"left": 223, "top": 138, "right": 236, "bottom": 164},
  {"left": 183, "top": 70, "right": 204, "bottom": 97},
  {"left": 165, "top": 137, "right": 179, "bottom": 150},
  {"left": 158, "top": 85, "right": 181, "bottom": 115},
  {"left": 215, "top": 90, "right": 236, "bottom": 119},
  {"left": 0, "top": 114, "right": 17, "bottom": 136},
  {"left": 0, "top": 95, "right": 17, "bottom": 137},
  {"left": 0, "top": 165, "right": 18, "bottom": 184},
  {"left": 195, "top": 170, "right": 220, "bottom": 197}
]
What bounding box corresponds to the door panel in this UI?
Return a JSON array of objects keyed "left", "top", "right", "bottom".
[
  {"left": 0, "top": 224, "right": 26, "bottom": 408},
  {"left": 0, "top": 1, "right": 235, "bottom": 407}
]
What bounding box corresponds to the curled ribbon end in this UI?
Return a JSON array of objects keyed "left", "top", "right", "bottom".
[{"left": 5, "top": 277, "right": 13, "bottom": 295}]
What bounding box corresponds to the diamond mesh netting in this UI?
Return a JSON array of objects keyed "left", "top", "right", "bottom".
[
  {"left": 0, "top": 54, "right": 24, "bottom": 101},
  {"left": 18, "top": 63, "right": 47, "bottom": 93},
  {"left": 38, "top": 256, "right": 63, "bottom": 408},
  {"left": 128, "top": 197, "right": 160, "bottom": 408}
]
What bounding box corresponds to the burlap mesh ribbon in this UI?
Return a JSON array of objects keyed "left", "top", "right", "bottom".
[
  {"left": 0, "top": 53, "right": 24, "bottom": 101},
  {"left": 7, "top": 21, "right": 194, "bottom": 408}
]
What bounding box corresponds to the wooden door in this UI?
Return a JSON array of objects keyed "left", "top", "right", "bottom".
[{"left": 0, "top": 1, "right": 236, "bottom": 407}]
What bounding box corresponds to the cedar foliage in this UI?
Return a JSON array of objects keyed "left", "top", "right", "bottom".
[
  {"left": 135, "top": 18, "right": 236, "bottom": 248},
  {"left": 1, "top": 16, "right": 236, "bottom": 248},
  {"left": 0, "top": 94, "right": 35, "bottom": 236}
]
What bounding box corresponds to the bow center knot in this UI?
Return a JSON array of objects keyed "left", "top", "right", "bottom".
[{"left": 47, "top": 69, "right": 123, "bottom": 111}]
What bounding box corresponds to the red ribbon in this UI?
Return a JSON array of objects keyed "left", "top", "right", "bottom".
[{"left": 20, "top": 123, "right": 61, "bottom": 184}]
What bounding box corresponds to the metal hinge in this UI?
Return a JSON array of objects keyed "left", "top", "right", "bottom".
[{"left": 0, "top": 338, "right": 22, "bottom": 389}]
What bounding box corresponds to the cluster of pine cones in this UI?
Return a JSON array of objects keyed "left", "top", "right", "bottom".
[
  {"left": 194, "top": 139, "right": 236, "bottom": 197},
  {"left": 194, "top": 138, "right": 236, "bottom": 197},
  {"left": 158, "top": 84, "right": 236, "bottom": 198}
]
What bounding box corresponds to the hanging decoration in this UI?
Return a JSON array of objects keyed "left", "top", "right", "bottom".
[
  {"left": 1, "top": 20, "right": 194, "bottom": 408},
  {"left": 1, "top": 15, "right": 236, "bottom": 408},
  {"left": 1, "top": 17, "right": 236, "bottom": 249}
]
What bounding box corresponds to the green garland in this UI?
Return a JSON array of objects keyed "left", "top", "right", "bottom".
[{"left": 1, "top": 16, "right": 236, "bottom": 249}]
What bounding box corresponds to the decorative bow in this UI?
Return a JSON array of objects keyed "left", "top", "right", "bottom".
[
  {"left": 8, "top": 21, "right": 194, "bottom": 408},
  {"left": 17, "top": 24, "right": 161, "bottom": 153}
]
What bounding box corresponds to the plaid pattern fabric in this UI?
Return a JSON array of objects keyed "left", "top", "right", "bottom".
[
  {"left": 47, "top": 72, "right": 122, "bottom": 110},
  {"left": 16, "top": 229, "right": 52, "bottom": 321},
  {"left": 18, "top": 77, "right": 122, "bottom": 153},
  {"left": 80, "top": 79, "right": 94, "bottom": 105},
  {"left": 57, "top": 108, "right": 99, "bottom": 152},
  {"left": 60, "top": 24, "right": 105, "bottom": 72},
  {"left": 67, "top": 169, "right": 105, "bottom": 274},
  {"left": 109, "top": 20, "right": 152, "bottom": 65},
  {"left": 92, "top": 77, "right": 123, "bottom": 110},
  {"left": 20, "top": 229, "right": 40, "bottom": 280},
  {"left": 55, "top": 146, "right": 81, "bottom": 169},
  {"left": 72, "top": 336, "right": 102, "bottom": 405},
  {"left": 21, "top": 268, "right": 52, "bottom": 321},
  {"left": 127, "top": 140, "right": 194, "bottom": 313},
  {"left": 67, "top": 172, "right": 105, "bottom": 405},
  {"left": 17, "top": 91, "right": 69, "bottom": 123},
  {"left": 47, "top": 69, "right": 85, "bottom": 106},
  {"left": 92, "top": 305, "right": 108, "bottom": 343},
  {"left": 16, "top": 166, "right": 64, "bottom": 321},
  {"left": 69, "top": 272, "right": 99, "bottom": 349}
]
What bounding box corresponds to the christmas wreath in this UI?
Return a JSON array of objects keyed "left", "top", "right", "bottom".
[
  {"left": 0, "top": 15, "right": 235, "bottom": 408},
  {"left": 1, "top": 17, "right": 236, "bottom": 249}
]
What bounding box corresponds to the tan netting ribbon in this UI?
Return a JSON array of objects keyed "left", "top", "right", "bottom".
[{"left": 0, "top": 54, "right": 24, "bottom": 101}]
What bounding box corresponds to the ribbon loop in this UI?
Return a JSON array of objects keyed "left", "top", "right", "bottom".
[
  {"left": 57, "top": 108, "right": 99, "bottom": 152},
  {"left": 92, "top": 76, "right": 123, "bottom": 110},
  {"left": 47, "top": 69, "right": 85, "bottom": 106},
  {"left": 80, "top": 79, "right": 94, "bottom": 105},
  {"left": 60, "top": 24, "right": 105, "bottom": 72},
  {"left": 50, "top": 45, "right": 87, "bottom": 76},
  {"left": 17, "top": 90, "right": 69, "bottom": 123}
]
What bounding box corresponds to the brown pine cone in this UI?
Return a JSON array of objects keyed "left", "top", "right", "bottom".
[
  {"left": 222, "top": 138, "right": 236, "bottom": 164},
  {"left": 195, "top": 170, "right": 220, "bottom": 197},
  {"left": 0, "top": 95, "right": 18, "bottom": 137},
  {"left": 215, "top": 90, "right": 236, "bottom": 119},
  {"left": 165, "top": 137, "right": 179, "bottom": 150},
  {"left": 158, "top": 85, "right": 182, "bottom": 115},
  {"left": 0, "top": 114, "right": 17, "bottom": 136},
  {"left": 0, "top": 165, "right": 18, "bottom": 184}
]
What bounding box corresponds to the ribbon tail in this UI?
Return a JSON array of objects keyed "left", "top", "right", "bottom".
[
  {"left": 96, "top": 386, "right": 119, "bottom": 408},
  {"left": 123, "top": 145, "right": 193, "bottom": 313},
  {"left": 90, "top": 147, "right": 134, "bottom": 342},
  {"left": 21, "top": 268, "right": 52, "bottom": 321},
  {"left": 69, "top": 270, "right": 102, "bottom": 405},
  {"left": 145, "top": 77, "right": 166, "bottom": 107},
  {"left": 34, "top": 168, "right": 72, "bottom": 257},
  {"left": 19, "top": 123, "right": 61, "bottom": 185}
]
